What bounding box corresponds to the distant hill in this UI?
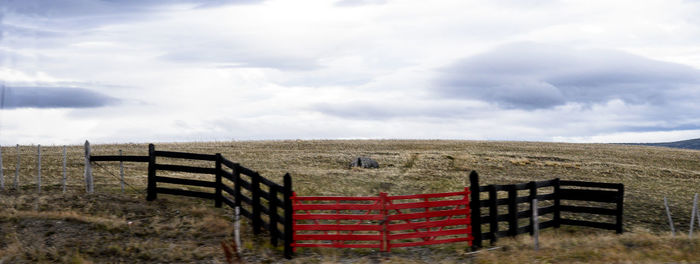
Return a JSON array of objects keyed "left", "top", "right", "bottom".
[{"left": 625, "top": 138, "right": 700, "bottom": 150}]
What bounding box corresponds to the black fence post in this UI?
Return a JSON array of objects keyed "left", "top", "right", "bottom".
[
  {"left": 147, "top": 144, "right": 156, "bottom": 201},
  {"left": 529, "top": 181, "right": 537, "bottom": 235},
  {"left": 616, "top": 184, "right": 624, "bottom": 234},
  {"left": 269, "top": 185, "right": 280, "bottom": 247},
  {"left": 283, "top": 173, "right": 293, "bottom": 259},
  {"left": 215, "top": 153, "right": 222, "bottom": 208},
  {"left": 252, "top": 172, "right": 262, "bottom": 234},
  {"left": 234, "top": 165, "right": 242, "bottom": 208},
  {"left": 507, "top": 185, "right": 517, "bottom": 237},
  {"left": 469, "top": 171, "right": 482, "bottom": 249},
  {"left": 553, "top": 178, "right": 561, "bottom": 228},
  {"left": 488, "top": 185, "right": 498, "bottom": 244}
]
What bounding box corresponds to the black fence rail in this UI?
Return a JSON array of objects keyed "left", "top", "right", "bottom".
[
  {"left": 469, "top": 171, "right": 624, "bottom": 249},
  {"left": 559, "top": 180, "right": 624, "bottom": 233},
  {"left": 90, "top": 144, "right": 294, "bottom": 259}
]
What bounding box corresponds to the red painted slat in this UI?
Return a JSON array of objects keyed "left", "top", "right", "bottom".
[
  {"left": 388, "top": 228, "right": 469, "bottom": 240},
  {"left": 292, "top": 196, "right": 381, "bottom": 201},
  {"left": 387, "top": 208, "right": 469, "bottom": 221},
  {"left": 387, "top": 191, "right": 468, "bottom": 200},
  {"left": 391, "top": 237, "right": 470, "bottom": 248},
  {"left": 291, "top": 243, "right": 381, "bottom": 248},
  {"left": 294, "top": 234, "right": 383, "bottom": 241},
  {"left": 294, "top": 203, "right": 382, "bottom": 211},
  {"left": 386, "top": 199, "right": 468, "bottom": 210},
  {"left": 294, "top": 224, "right": 383, "bottom": 231},
  {"left": 388, "top": 218, "right": 470, "bottom": 231},
  {"left": 293, "top": 214, "right": 384, "bottom": 220}
]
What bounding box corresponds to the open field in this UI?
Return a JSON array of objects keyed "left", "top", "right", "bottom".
[{"left": 2, "top": 140, "right": 700, "bottom": 262}]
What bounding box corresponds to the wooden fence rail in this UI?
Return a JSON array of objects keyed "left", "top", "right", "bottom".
[{"left": 469, "top": 171, "right": 624, "bottom": 249}]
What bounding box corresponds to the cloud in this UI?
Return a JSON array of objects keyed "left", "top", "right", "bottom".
[
  {"left": 2, "top": 0, "right": 264, "bottom": 18},
  {"left": 0, "top": 86, "right": 117, "bottom": 109},
  {"left": 312, "top": 99, "right": 488, "bottom": 120},
  {"left": 334, "top": 0, "right": 388, "bottom": 7},
  {"left": 436, "top": 42, "right": 700, "bottom": 109}
]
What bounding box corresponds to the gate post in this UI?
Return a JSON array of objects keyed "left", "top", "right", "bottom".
[
  {"left": 469, "top": 171, "right": 482, "bottom": 249},
  {"left": 283, "top": 173, "right": 293, "bottom": 259}
]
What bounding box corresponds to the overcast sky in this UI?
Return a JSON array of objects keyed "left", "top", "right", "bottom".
[{"left": 1, "top": 0, "right": 700, "bottom": 145}]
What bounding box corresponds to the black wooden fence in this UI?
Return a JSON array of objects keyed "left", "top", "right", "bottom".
[
  {"left": 91, "top": 144, "right": 294, "bottom": 259},
  {"left": 469, "top": 171, "right": 624, "bottom": 248}
]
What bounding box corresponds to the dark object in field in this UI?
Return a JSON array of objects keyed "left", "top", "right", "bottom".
[{"left": 350, "top": 157, "right": 379, "bottom": 168}]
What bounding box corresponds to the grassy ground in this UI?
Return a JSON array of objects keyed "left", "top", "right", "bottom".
[{"left": 1, "top": 140, "right": 700, "bottom": 262}]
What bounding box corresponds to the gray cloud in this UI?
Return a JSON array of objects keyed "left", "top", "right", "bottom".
[
  {"left": 436, "top": 42, "right": 700, "bottom": 109},
  {"left": 0, "top": 0, "right": 265, "bottom": 39},
  {"left": 0, "top": 86, "right": 117, "bottom": 109},
  {"left": 312, "top": 100, "right": 485, "bottom": 120},
  {"left": 2, "top": 0, "right": 263, "bottom": 18}
]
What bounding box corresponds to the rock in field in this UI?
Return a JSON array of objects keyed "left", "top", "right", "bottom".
[{"left": 350, "top": 157, "right": 379, "bottom": 168}]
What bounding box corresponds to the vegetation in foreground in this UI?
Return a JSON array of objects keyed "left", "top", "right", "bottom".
[{"left": 2, "top": 140, "right": 700, "bottom": 262}]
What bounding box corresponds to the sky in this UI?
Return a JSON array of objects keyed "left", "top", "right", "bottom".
[{"left": 1, "top": 0, "right": 700, "bottom": 145}]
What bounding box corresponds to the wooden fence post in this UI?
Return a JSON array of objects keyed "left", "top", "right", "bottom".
[
  {"left": 147, "top": 144, "right": 156, "bottom": 201},
  {"left": 616, "top": 184, "right": 624, "bottom": 234},
  {"left": 553, "top": 178, "right": 561, "bottom": 228},
  {"left": 469, "top": 171, "right": 482, "bottom": 249},
  {"left": 215, "top": 153, "right": 223, "bottom": 208},
  {"left": 119, "top": 150, "right": 124, "bottom": 193},
  {"left": 488, "top": 185, "right": 498, "bottom": 244},
  {"left": 0, "top": 145, "right": 4, "bottom": 191},
  {"left": 84, "top": 141, "right": 93, "bottom": 193},
  {"left": 664, "top": 197, "right": 675, "bottom": 236},
  {"left": 507, "top": 185, "right": 517, "bottom": 237},
  {"left": 269, "top": 185, "right": 280, "bottom": 246},
  {"left": 234, "top": 165, "right": 242, "bottom": 208},
  {"left": 532, "top": 198, "right": 539, "bottom": 250},
  {"left": 37, "top": 144, "right": 41, "bottom": 193},
  {"left": 283, "top": 173, "right": 293, "bottom": 259},
  {"left": 529, "top": 181, "right": 537, "bottom": 235},
  {"left": 251, "top": 172, "right": 262, "bottom": 234},
  {"left": 62, "top": 146, "right": 67, "bottom": 193}
]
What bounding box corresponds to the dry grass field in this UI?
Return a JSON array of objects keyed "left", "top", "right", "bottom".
[{"left": 1, "top": 140, "right": 700, "bottom": 263}]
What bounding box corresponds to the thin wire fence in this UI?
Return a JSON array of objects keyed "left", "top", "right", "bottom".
[{"left": 0, "top": 144, "right": 146, "bottom": 194}]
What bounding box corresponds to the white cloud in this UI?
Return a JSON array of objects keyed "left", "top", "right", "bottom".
[{"left": 1, "top": 0, "right": 700, "bottom": 144}]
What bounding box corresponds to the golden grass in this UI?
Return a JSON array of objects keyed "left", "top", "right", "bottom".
[{"left": 2, "top": 140, "right": 700, "bottom": 262}]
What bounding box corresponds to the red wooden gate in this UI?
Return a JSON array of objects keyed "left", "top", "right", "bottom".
[
  {"left": 291, "top": 188, "right": 472, "bottom": 252},
  {"left": 385, "top": 188, "right": 472, "bottom": 251},
  {"left": 291, "top": 194, "right": 386, "bottom": 250}
]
